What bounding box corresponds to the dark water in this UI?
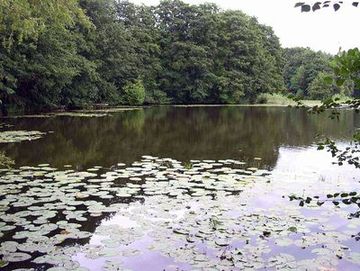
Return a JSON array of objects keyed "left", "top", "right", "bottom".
[
  {"left": 1, "top": 106, "right": 360, "bottom": 271},
  {"left": 0, "top": 106, "right": 358, "bottom": 169}
]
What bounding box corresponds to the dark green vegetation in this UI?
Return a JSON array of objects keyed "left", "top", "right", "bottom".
[
  {"left": 283, "top": 48, "right": 330, "bottom": 98},
  {"left": 2, "top": 0, "right": 359, "bottom": 115},
  {"left": 1, "top": 1, "right": 357, "bottom": 108},
  {"left": 2, "top": 0, "right": 349, "bottom": 115},
  {"left": 0, "top": 151, "right": 14, "bottom": 168},
  {"left": 282, "top": 47, "right": 354, "bottom": 100},
  {"left": 0, "top": 0, "right": 286, "bottom": 113}
]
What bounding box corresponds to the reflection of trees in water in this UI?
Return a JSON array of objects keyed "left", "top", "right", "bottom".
[
  {"left": 122, "top": 109, "right": 145, "bottom": 133},
  {"left": 0, "top": 107, "right": 357, "bottom": 169}
]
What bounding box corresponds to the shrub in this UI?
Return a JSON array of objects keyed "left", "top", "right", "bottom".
[
  {"left": 331, "top": 93, "right": 352, "bottom": 103},
  {"left": 145, "top": 89, "right": 171, "bottom": 104},
  {"left": 307, "top": 72, "right": 355, "bottom": 100},
  {"left": 308, "top": 72, "right": 335, "bottom": 100},
  {"left": 0, "top": 151, "right": 14, "bottom": 168},
  {"left": 295, "top": 89, "right": 305, "bottom": 99},
  {"left": 256, "top": 94, "right": 268, "bottom": 104},
  {"left": 256, "top": 93, "right": 295, "bottom": 105},
  {"left": 123, "top": 80, "right": 145, "bottom": 106}
]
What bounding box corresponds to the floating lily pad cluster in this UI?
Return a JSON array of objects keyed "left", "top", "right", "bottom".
[
  {"left": 0, "top": 156, "right": 359, "bottom": 270},
  {"left": 55, "top": 112, "right": 108, "bottom": 118},
  {"left": 2, "top": 107, "right": 140, "bottom": 119},
  {"left": 0, "top": 130, "right": 46, "bottom": 143}
]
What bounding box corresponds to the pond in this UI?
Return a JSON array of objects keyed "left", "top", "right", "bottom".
[{"left": 0, "top": 106, "right": 359, "bottom": 271}]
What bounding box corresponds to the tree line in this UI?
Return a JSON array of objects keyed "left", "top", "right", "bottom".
[
  {"left": 0, "top": 0, "right": 354, "bottom": 114},
  {"left": 283, "top": 47, "right": 355, "bottom": 100}
]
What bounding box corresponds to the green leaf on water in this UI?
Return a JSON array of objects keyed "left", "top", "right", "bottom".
[{"left": 288, "top": 226, "right": 297, "bottom": 233}]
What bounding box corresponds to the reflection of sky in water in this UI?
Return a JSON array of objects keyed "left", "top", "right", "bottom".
[
  {"left": 73, "top": 212, "right": 192, "bottom": 271},
  {"left": 273, "top": 143, "right": 359, "bottom": 182},
  {"left": 71, "top": 144, "right": 360, "bottom": 271}
]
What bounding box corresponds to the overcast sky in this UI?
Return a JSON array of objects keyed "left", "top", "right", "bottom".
[{"left": 129, "top": 0, "right": 360, "bottom": 54}]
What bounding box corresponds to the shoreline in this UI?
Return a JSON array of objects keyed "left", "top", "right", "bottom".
[{"left": 0, "top": 101, "right": 325, "bottom": 118}]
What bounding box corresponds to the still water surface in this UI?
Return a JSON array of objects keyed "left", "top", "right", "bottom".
[
  {"left": 0, "top": 106, "right": 359, "bottom": 271},
  {"left": 1, "top": 106, "right": 359, "bottom": 169}
]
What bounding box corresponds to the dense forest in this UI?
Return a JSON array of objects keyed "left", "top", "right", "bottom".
[
  {"left": 0, "top": 0, "right": 354, "bottom": 113},
  {"left": 282, "top": 47, "right": 354, "bottom": 100}
]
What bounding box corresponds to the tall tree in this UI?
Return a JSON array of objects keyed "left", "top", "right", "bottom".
[
  {"left": 0, "top": 0, "right": 96, "bottom": 112},
  {"left": 0, "top": 0, "right": 289, "bottom": 112},
  {"left": 283, "top": 47, "right": 332, "bottom": 97}
]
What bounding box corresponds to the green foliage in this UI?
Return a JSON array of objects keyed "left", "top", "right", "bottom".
[
  {"left": 331, "top": 93, "right": 352, "bottom": 103},
  {"left": 256, "top": 94, "right": 268, "bottom": 104},
  {"left": 308, "top": 72, "right": 337, "bottom": 100},
  {"left": 123, "top": 80, "right": 145, "bottom": 106},
  {"left": 145, "top": 90, "right": 171, "bottom": 104},
  {"left": 1, "top": 0, "right": 286, "bottom": 113},
  {"left": 183, "top": 162, "right": 193, "bottom": 169},
  {"left": 0, "top": 151, "right": 14, "bottom": 168},
  {"left": 331, "top": 48, "right": 360, "bottom": 89},
  {"left": 295, "top": 46, "right": 360, "bottom": 170},
  {"left": 295, "top": 89, "right": 305, "bottom": 99},
  {"left": 0, "top": 0, "right": 96, "bottom": 112},
  {"left": 308, "top": 72, "right": 354, "bottom": 101},
  {"left": 290, "top": 65, "right": 306, "bottom": 94},
  {"left": 154, "top": 1, "right": 284, "bottom": 104},
  {"left": 0, "top": 0, "right": 90, "bottom": 48},
  {"left": 256, "top": 93, "right": 296, "bottom": 105},
  {"left": 283, "top": 47, "right": 333, "bottom": 98}
]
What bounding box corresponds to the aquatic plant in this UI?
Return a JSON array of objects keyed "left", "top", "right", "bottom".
[
  {"left": 0, "top": 151, "right": 14, "bottom": 168},
  {"left": 0, "top": 157, "right": 359, "bottom": 270},
  {"left": 0, "top": 130, "right": 46, "bottom": 143}
]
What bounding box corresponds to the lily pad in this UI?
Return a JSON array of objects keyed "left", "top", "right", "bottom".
[{"left": 3, "top": 252, "right": 32, "bottom": 262}]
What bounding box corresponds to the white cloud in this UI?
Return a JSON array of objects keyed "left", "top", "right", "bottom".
[{"left": 129, "top": 0, "right": 360, "bottom": 54}]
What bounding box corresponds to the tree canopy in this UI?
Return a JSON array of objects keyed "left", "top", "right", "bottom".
[
  {"left": 282, "top": 47, "right": 333, "bottom": 98},
  {"left": 1, "top": 0, "right": 286, "bottom": 113},
  {"left": 1, "top": 0, "right": 357, "bottom": 114}
]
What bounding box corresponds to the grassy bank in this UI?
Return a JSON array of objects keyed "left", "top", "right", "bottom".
[{"left": 256, "top": 93, "right": 322, "bottom": 107}]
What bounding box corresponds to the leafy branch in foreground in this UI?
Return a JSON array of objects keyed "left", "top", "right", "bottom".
[
  {"left": 291, "top": 48, "right": 360, "bottom": 169},
  {"left": 295, "top": 1, "right": 359, "bottom": 12},
  {"left": 282, "top": 0, "right": 360, "bottom": 239},
  {"left": 306, "top": 96, "right": 360, "bottom": 169},
  {"left": 317, "top": 132, "right": 360, "bottom": 168},
  {"left": 288, "top": 191, "right": 360, "bottom": 219},
  {"left": 312, "top": 49, "right": 360, "bottom": 168}
]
